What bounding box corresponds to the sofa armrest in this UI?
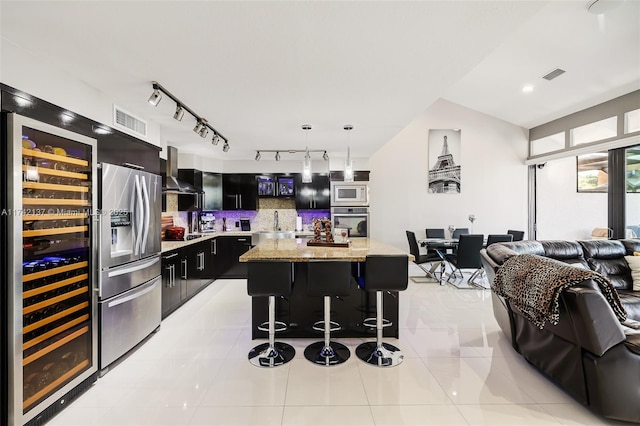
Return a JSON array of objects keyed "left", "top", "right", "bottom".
[{"left": 561, "top": 283, "right": 626, "bottom": 356}]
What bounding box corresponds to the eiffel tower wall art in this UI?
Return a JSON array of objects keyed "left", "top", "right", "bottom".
[{"left": 428, "top": 129, "right": 461, "bottom": 193}]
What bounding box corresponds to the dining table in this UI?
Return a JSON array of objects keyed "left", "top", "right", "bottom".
[{"left": 418, "top": 237, "right": 489, "bottom": 289}]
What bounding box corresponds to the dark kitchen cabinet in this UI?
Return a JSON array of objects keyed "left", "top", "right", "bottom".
[
  {"left": 98, "top": 132, "right": 161, "bottom": 174},
  {"left": 329, "top": 170, "right": 370, "bottom": 182},
  {"left": 161, "top": 239, "right": 216, "bottom": 319},
  {"left": 276, "top": 174, "right": 295, "bottom": 198},
  {"left": 161, "top": 250, "right": 183, "bottom": 319},
  {"left": 177, "top": 169, "right": 203, "bottom": 211},
  {"left": 223, "top": 174, "right": 257, "bottom": 210},
  {"left": 216, "top": 235, "right": 252, "bottom": 278},
  {"left": 185, "top": 245, "right": 201, "bottom": 298},
  {"left": 205, "top": 237, "right": 217, "bottom": 282},
  {"left": 295, "top": 173, "right": 330, "bottom": 210},
  {"left": 202, "top": 172, "right": 223, "bottom": 211}
]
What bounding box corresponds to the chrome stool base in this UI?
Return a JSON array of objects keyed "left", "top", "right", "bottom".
[
  {"left": 304, "top": 341, "right": 350, "bottom": 366},
  {"left": 248, "top": 342, "right": 295, "bottom": 368},
  {"left": 355, "top": 342, "right": 404, "bottom": 367}
]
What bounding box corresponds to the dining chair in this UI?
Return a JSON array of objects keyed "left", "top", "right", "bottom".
[
  {"left": 425, "top": 228, "right": 445, "bottom": 239},
  {"left": 507, "top": 230, "right": 525, "bottom": 241},
  {"left": 452, "top": 228, "right": 469, "bottom": 239},
  {"left": 443, "top": 234, "right": 484, "bottom": 286},
  {"left": 405, "top": 230, "right": 443, "bottom": 283},
  {"left": 486, "top": 234, "right": 513, "bottom": 246},
  {"left": 425, "top": 228, "right": 445, "bottom": 258}
]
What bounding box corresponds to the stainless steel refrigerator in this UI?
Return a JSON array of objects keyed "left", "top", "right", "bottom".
[
  {"left": 6, "top": 113, "right": 99, "bottom": 425},
  {"left": 98, "top": 163, "right": 161, "bottom": 373}
]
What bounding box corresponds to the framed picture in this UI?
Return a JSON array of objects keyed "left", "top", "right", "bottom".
[
  {"left": 577, "top": 152, "right": 608, "bottom": 193},
  {"left": 428, "top": 129, "right": 461, "bottom": 193}
]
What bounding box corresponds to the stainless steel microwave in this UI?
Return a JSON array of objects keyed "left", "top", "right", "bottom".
[{"left": 330, "top": 181, "right": 369, "bottom": 206}]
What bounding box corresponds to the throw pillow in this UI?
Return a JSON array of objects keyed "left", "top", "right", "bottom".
[
  {"left": 634, "top": 252, "right": 640, "bottom": 256},
  {"left": 625, "top": 256, "right": 640, "bottom": 291}
]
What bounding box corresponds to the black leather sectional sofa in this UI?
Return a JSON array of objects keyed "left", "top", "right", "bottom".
[{"left": 480, "top": 239, "right": 640, "bottom": 423}]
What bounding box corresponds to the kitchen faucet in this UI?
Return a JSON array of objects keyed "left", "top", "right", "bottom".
[{"left": 274, "top": 210, "right": 279, "bottom": 231}]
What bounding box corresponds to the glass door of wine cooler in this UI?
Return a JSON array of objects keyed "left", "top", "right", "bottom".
[{"left": 7, "top": 113, "right": 98, "bottom": 425}]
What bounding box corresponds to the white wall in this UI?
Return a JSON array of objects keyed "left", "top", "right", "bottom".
[
  {"left": 0, "top": 39, "right": 162, "bottom": 147},
  {"left": 370, "top": 98, "right": 529, "bottom": 251},
  {"left": 536, "top": 157, "right": 608, "bottom": 240}
]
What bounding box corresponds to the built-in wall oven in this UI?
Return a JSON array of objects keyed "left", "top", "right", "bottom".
[
  {"left": 331, "top": 207, "right": 369, "bottom": 238},
  {"left": 330, "top": 181, "right": 369, "bottom": 207}
]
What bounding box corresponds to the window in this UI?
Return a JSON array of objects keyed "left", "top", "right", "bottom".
[
  {"left": 577, "top": 151, "right": 608, "bottom": 193},
  {"left": 625, "top": 109, "right": 640, "bottom": 134},
  {"left": 571, "top": 117, "right": 617, "bottom": 146},
  {"left": 626, "top": 146, "right": 640, "bottom": 238},
  {"left": 530, "top": 132, "right": 564, "bottom": 156}
]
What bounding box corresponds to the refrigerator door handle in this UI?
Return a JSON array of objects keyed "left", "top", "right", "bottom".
[
  {"left": 107, "top": 279, "right": 158, "bottom": 308},
  {"left": 134, "top": 174, "right": 144, "bottom": 255},
  {"left": 107, "top": 256, "right": 160, "bottom": 277},
  {"left": 140, "top": 175, "right": 150, "bottom": 254}
]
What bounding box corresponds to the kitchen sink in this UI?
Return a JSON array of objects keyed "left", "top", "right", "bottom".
[{"left": 252, "top": 230, "right": 296, "bottom": 245}]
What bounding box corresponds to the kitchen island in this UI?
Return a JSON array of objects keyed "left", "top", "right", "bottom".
[{"left": 239, "top": 238, "right": 413, "bottom": 339}]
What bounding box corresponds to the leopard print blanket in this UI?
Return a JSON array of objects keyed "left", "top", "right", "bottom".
[{"left": 493, "top": 254, "right": 626, "bottom": 329}]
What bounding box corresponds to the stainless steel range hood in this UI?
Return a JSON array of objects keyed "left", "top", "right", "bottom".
[{"left": 162, "top": 146, "right": 202, "bottom": 194}]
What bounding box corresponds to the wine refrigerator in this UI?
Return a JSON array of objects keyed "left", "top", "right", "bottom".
[{"left": 5, "top": 113, "right": 98, "bottom": 425}]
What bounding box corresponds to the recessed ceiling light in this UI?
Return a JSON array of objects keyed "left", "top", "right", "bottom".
[{"left": 522, "top": 84, "right": 534, "bottom": 93}]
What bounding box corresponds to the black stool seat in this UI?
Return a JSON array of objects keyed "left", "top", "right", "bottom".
[
  {"left": 304, "top": 261, "right": 353, "bottom": 366},
  {"left": 247, "top": 260, "right": 295, "bottom": 367},
  {"left": 356, "top": 255, "right": 408, "bottom": 367}
]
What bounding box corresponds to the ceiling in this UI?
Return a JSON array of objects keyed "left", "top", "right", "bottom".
[{"left": 1, "top": 1, "right": 638, "bottom": 161}]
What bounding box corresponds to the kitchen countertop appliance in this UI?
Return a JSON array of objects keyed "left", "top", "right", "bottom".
[
  {"left": 99, "top": 163, "right": 162, "bottom": 374},
  {"left": 199, "top": 212, "right": 216, "bottom": 233},
  {"left": 165, "top": 226, "right": 186, "bottom": 241}
]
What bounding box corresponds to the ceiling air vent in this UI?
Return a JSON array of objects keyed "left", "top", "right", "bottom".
[
  {"left": 542, "top": 68, "right": 566, "bottom": 81},
  {"left": 113, "top": 105, "right": 147, "bottom": 138}
]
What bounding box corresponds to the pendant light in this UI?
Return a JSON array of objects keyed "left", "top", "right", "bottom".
[
  {"left": 302, "top": 125, "right": 312, "bottom": 183},
  {"left": 344, "top": 125, "right": 354, "bottom": 182}
]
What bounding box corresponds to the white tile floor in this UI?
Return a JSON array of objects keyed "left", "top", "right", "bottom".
[{"left": 48, "top": 265, "right": 620, "bottom": 426}]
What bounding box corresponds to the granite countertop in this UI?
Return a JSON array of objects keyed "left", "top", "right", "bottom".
[
  {"left": 239, "top": 238, "right": 414, "bottom": 262},
  {"left": 161, "top": 231, "right": 316, "bottom": 253}
]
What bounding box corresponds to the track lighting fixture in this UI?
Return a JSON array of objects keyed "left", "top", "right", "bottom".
[
  {"left": 148, "top": 81, "right": 229, "bottom": 152},
  {"left": 198, "top": 121, "right": 209, "bottom": 138},
  {"left": 173, "top": 105, "right": 185, "bottom": 121},
  {"left": 253, "top": 148, "right": 328, "bottom": 161},
  {"left": 148, "top": 87, "right": 162, "bottom": 106}
]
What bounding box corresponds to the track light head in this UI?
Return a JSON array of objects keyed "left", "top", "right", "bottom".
[
  {"left": 223, "top": 141, "right": 230, "bottom": 152},
  {"left": 255, "top": 151, "right": 261, "bottom": 161},
  {"left": 211, "top": 133, "right": 220, "bottom": 145},
  {"left": 148, "top": 88, "right": 162, "bottom": 106},
  {"left": 173, "top": 105, "right": 184, "bottom": 121},
  {"left": 275, "top": 152, "right": 281, "bottom": 161},
  {"left": 193, "top": 121, "right": 204, "bottom": 134},
  {"left": 323, "top": 151, "right": 329, "bottom": 161},
  {"left": 199, "top": 125, "right": 209, "bottom": 138}
]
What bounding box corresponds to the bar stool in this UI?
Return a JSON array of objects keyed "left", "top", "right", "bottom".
[
  {"left": 247, "top": 260, "right": 295, "bottom": 367},
  {"left": 356, "top": 255, "right": 408, "bottom": 367},
  {"left": 304, "top": 261, "right": 353, "bottom": 366}
]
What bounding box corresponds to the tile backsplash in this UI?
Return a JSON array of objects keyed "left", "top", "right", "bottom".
[{"left": 163, "top": 196, "right": 330, "bottom": 234}]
